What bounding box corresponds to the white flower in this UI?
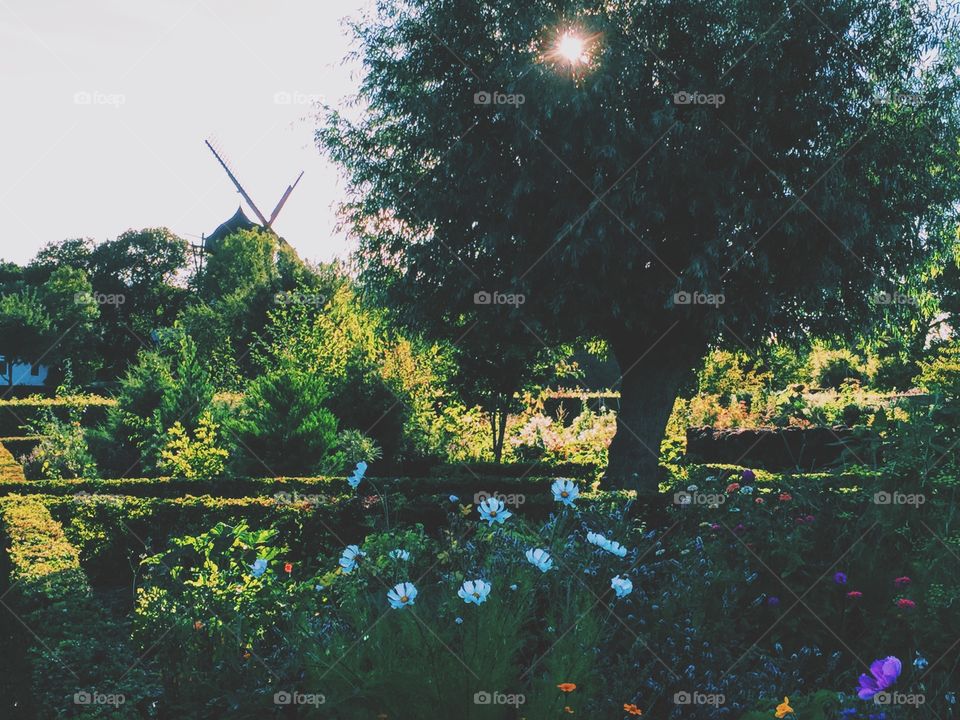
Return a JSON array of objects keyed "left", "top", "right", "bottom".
[
  {"left": 525, "top": 548, "right": 553, "bottom": 573},
  {"left": 457, "top": 579, "right": 492, "bottom": 605},
  {"left": 551, "top": 478, "right": 580, "bottom": 506},
  {"left": 387, "top": 581, "right": 417, "bottom": 609},
  {"left": 611, "top": 574, "right": 633, "bottom": 598},
  {"left": 339, "top": 544, "right": 364, "bottom": 573},
  {"left": 389, "top": 549, "right": 410, "bottom": 561}
]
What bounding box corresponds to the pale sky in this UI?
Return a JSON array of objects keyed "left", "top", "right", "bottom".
[{"left": 0, "top": 0, "right": 371, "bottom": 266}]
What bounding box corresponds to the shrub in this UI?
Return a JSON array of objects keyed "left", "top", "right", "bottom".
[
  {"left": 228, "top": 364, "right": 339, "bottom": 476},
  {"left": 157, "top": 412, "right": 229, "bottom": 480},
  {"left": 809, "top": 347, "right": 867, "bottom": 390},
  {"left": 89, "top": 334, "right": 215, "bottom": 477},
  {"left": 21, "top": 404, "right": 97, "bottom": 481}
]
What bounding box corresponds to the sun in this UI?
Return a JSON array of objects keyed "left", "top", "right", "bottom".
[{"left": 555, "top": 32, "right": 587, "bottom": 65}]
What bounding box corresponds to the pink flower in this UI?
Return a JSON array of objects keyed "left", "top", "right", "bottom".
[
  {"left": 896, "top": 598, "right": 916, "bottom": 609},
  {"left": 755, "top": 497, "right": 765, "bottom": 504},
  {"left": 847, "top": 591, "right": 863, "bottom": 600},
  {"left": 894, "top": 576, "right": 911, "bottom": 587},
  {"left": 778, "top": 493, "right": 793, "bottom": 502},
  {"left": 726, "top": 483, "right": 741, "bottom": 493}
]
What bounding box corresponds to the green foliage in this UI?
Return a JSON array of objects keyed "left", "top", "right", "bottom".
[
  {"left": 261, "top": 284, "right": 447, "bottom": 461},
  {"left": 321, "top": 0, "right": 960, "bottom": 486},
  {"left": 89, "top": 334, "right": 215, "bottom": 477},
  {"left": 21, "top": 405, "right": 97, "bottom": 481},
  {"left": 228, "top": 364, "right": 339, "bottom": 476},
  {"left": 809, "top": 346, "right": 868, "bottom": 390},
  {"left": 0, "top": 496, "right": 158, "bottom": 717},
  {"left": 157, "top": 412, "right": 229, "bottom": 480}
]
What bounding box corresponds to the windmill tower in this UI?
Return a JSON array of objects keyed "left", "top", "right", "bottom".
[{"left": 194, "top": 138, "right": 304, "bottom": 273}]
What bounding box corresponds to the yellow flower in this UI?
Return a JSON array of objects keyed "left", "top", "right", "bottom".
[{"left": 775, "top": 697, "right": 794, "bottom": 718}]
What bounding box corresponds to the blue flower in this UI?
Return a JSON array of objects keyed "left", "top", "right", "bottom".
[
  {"left": 455, "top": 616, "right": 464, "bottom": 625},
  {"left": 347, "top": 461, "right": 367, "bottom": 490},
  {"left": 509, "top": 583, "right": 518, "bottom": 591},
  {"left": 389, "top": 549, "right": 410, "bottom": 561},
  {"left": 913, "top": 652, "right": 928, "bottom": 670},
  {"left": 449, "top": 494, "right": 459, "bottom": 503},
  {"left": 478, "top": 497, "right": 512, "bottom": 526},
  {"left": 525, "top": 548, "right": 553, "bottom": 572},
  {"left": 586, "top": 531, "right": 608, "bottom": 547},
  {"left": 458, "top": 579, "right": 492, "bottom": 605},
  {"left": 387, "top": 581, "right": 417, "bottom": 609},
  {"left": 739, "top": 485, "right": 754, "bottom": 495},
  {"left": 834, "top": 571, "right": 848, "bottom": 585},
  {"left": 551, "top": 478, "right": 580, "bottom": 506},
  {"left": 611, "top": 574, "right": 633, "bottom": 598},
  {"left": 339, "top": 544, "right": 364, "bottom": 573},
  {"left": 250, "top": 558, "right": 268, "bottom": 578}
]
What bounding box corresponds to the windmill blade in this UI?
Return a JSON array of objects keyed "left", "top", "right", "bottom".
[
  {"left": 204, "top": 139, "right": 270, "bottom": 227},
  {"left": 266, "top": 171, "right": 304, "bottom": 228}
]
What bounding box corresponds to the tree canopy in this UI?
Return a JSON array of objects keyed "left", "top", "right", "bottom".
[{"left": 320, "top": 0, "right": 960, "bottom": 490}]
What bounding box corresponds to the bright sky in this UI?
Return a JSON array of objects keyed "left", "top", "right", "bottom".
[{"left": 0, "top": 0, "right": 371, "bottom": 267}]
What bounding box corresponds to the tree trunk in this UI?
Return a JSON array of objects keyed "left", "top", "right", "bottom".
[
  {"left": 605, "top": 331, "right": 705, "bottom": 493},
  {"left": 490, "top": 393, "right": 508, "bottom": 463}
]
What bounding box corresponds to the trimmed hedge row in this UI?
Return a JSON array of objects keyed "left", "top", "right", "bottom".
[
  {"left": 0, "top": 441, "right": 25, "bottom": 483},
  {"left": 0, "top": 396, "right": 114, "bottom": 436},
  {"left": 0, "top": 495, "right": 158, "bottom": 718},
  {"left": 0, "top": 472, "right": 586, "bottom": 498}
]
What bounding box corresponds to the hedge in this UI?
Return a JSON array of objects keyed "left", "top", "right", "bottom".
[
  {"left": 0, "top": 436, "right": 40, "bottom": 460},
  {"left": 0, "top": 396, "right": 114, "bottom": 436},
  {"left": 0, "top": 441, "right": 25, "bottom": 483},
  {"left": 0, "top": 472, "right": 590, "bottom": 499},
  {"left": 0, "top": 495, "right": 158, "bottom": 718}
]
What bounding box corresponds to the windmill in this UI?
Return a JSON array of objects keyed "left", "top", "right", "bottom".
[{"left": 192, "top": 139, "right": 305, "bottom": 273}]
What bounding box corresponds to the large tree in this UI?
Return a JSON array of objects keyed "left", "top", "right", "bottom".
[{"left": 320, "top": 0, "right": 960, "bottom": 491}]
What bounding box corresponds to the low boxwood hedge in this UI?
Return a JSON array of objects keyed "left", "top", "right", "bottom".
[
  {"left": 0, "top": 396, "right": 113, "bottom": 436},
  {"left": 0, "top": 495, "right": 158, "bottom": 718},
  {"left": 0, "top": 441, "right": 25, "bottom": 483}
]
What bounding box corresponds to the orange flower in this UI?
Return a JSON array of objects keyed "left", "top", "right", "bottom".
[
  {"left": 284, "top": 562, "right": 293, "bottom": 573},
  {"left": 623, "top": 703, "right": 643, "bottom": 715},
  {"left": 557, "top": 683, "right": 577, "bottom": 693}
]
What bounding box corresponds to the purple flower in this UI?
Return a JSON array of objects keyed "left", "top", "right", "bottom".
[
  {"left": 767, "top": 596, "right": 780, "bottom": 607},
  {"left": 834, "top": 571, "right": 848, "bottom": 585},
  {"left": 741, "top": 469, "right": 756, "bottom": 483},
  {"left": 857, "top": 656, "right": 901, "bottom": 699}
]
